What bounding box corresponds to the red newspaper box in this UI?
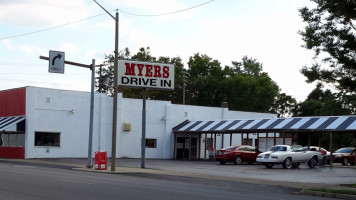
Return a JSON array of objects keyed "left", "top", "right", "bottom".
[{"left": 94, "top": 151, "right": 107, "bottom": 170}]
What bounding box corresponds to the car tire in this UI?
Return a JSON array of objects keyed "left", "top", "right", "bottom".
[
  {"left": 219, "top": 161, "right": 226, "bottom": 165},
  {"left": 282, "top": 157, "right": 292, "bottom": 169},
  {"left": 308, "top": 157, "right": 318, "bottom": 168},
  {"left": 292, "top": 163, "right": 300, "bottom": 168},
  {"left": 342, "top": 157, "right": 349, "bottom": 165},
  {"left": 234, "top": 156, "right": 242, "bottom": 165},
  {"left": 264, "top": 163, "right": 274, "bottom": 168}
]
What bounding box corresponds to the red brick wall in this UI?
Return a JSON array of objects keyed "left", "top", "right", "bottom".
[{"left": 0, "top": 87, "right": 26, "bottom": 117}]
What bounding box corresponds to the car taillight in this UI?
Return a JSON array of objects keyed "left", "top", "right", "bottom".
[{"left": 320, "top": 150, "right": 326, "bottom": 155}]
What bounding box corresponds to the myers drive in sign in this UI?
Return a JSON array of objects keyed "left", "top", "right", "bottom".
[{"left": 118, "top": 60, "right": 175, "bottom": 90}]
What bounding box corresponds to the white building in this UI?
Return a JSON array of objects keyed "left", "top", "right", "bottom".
[{"left": 0, "top": 86, "right": 276, "bottom": 159}]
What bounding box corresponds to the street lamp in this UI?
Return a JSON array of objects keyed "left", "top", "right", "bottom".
[{"left": 93, "top": 0, "right": 119, "bottom": 172}]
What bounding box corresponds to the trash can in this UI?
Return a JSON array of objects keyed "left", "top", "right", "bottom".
[{"left": 94, "top": 151, "right": 107, "bottom": 170}]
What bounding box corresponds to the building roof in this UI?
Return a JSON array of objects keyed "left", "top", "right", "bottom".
[{"left": 172, "top": 116, "right": 356, "bottom": 134}]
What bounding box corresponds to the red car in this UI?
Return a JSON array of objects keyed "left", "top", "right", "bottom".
[
  {"left": 215, "top": 145, "right": 261, "bottom": 165},
  {"left": 332, "top": 147, "right": 355, "bottom": 165}
]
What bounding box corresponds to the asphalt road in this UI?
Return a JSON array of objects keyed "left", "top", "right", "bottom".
[{"left": 0, "top": 161, "right": 337, "bottom": 200}]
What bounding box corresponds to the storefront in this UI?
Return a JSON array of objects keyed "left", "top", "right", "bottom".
[{"left": 0, "top": 86, "right": 276, "bottom": 159}]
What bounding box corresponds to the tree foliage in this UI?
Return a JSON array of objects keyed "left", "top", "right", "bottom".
[
  {"left": 293, "top": 83, "right": 354, "bottom": 149},
  {"left": 299, "top": 0, "right": 356, "bottom": 113},
  {"left": 96, "top": 47, "right": 294, "bottom": 115}
]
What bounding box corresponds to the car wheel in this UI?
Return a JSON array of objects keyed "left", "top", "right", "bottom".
[
  {"left": 264, "top": 163, "right": 274, "bottom": 168},
  {"left": 282, "top": 157, "right": 292, "bottom": 169},
  {"left": 308, "top": 157, "right": 318, "bottom": 168},
  {"left": 292, "top": 163, "right": 300, "bottom": 168},
  {"left": 342, "top": 157, "right": 349, "bottom": 165},
  {"left": 234, "top": 156, "right": 242, "bottom": 165},
  {"left": 219, "top": 161, "right": 226, "bottom": 165}
]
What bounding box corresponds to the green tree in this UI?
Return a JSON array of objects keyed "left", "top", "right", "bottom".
[
  {"left": 293, "top": 83, "right": 353, "bottom": 150},
  {"left": 223, "top": 57, "right": 279, "bottom": 113},
  {"left": 97, "top": 49, "right": 287, "bottom": 114},
  {"left": 294, "top": 83, "right": 350, "bottom": 116},
  {"left": 185, "top": 53, "right": 225, "bottom": 107},
  {"left": 270, "top": 93, "right": 297, "bottom": 117},
  {"left": 299, "top": 0, "right": 356, "bottom": 113}
]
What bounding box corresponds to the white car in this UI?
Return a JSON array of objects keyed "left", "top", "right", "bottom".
[{"left": 256, "top": 145, "right": 321, "bottom": 169}]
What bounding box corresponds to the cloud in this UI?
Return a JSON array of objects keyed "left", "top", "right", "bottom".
[
  {"left": 37, "top": 77, "right": 90, "bottom": 92},
  {"left": 2, "top": 39, "right": 15, "bottom": 50},
  {"left": 0, "top": 0, "right": 92, "bottom": 27},
  {"left": 86, "top": 49, "right": 111, "bottom": 65},
  {"left": 108, "top": 0, "right": 185, "bottom": 12},
  {"left": 105, "top": 0, "right": 194, "bottom": 21},
  {"left": 59, "top": 43, "right": 79, "bottom": 54}
]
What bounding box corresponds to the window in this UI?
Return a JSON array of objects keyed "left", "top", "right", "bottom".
[
  {"left": 247, "top": 146, "right": 257, "bottom": 152},
  {"left": 243, "top": 139, "right": 252, "bottom": 146},
  {"left": 35, "top": 132, "right": 60, "bottom": 147},
  {"left": 145, "top": 139, "right": 157, "bottom": 148},
  {"left": 0, "top": 133, "right": 25, "bottom": 147}
]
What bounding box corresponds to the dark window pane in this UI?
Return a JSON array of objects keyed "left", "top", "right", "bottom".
[
  {"left": 145, "top": 139, "right": 157, "bottom": 148},
  {"left": 35, "top": 132, "right": 60, "bottom": 147}
]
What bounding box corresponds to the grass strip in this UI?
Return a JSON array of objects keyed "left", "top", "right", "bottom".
[
  {"left": 308, "top": 188, "right": 356, "bottom": 195},
  {"left": 340, "top": 184, "right": 356, "bottom": 188}
]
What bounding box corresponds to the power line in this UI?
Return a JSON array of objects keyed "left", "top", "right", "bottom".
[
  {"left": 0, "top": 11, "right": 116, "bottom": 41},
  {"left": 117, "top": 0, "right": 215, "bottom": 17},
  {"left": 0, "top": 1, "right": 215, "bottom": 41}
]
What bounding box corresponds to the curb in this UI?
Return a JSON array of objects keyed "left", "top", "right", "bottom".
[{"left": 300, "top": 190, "right": 356, "bottom": 200}]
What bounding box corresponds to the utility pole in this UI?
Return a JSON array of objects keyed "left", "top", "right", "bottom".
[
  {"left": 87, "top": 59, "right": 95, "bottom": 168},
  {"left": 93, "top": 0, "right": 119, "bottom": 172}
]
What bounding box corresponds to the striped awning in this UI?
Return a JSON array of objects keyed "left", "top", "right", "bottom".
[
  {"left": 172, "top": 116, "right": 356, "bottom": 134},
  {"left": 0, "top": 116, "right": 25, "bottom": 131}
]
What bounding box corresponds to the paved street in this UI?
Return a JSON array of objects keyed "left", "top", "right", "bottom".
[
  {"left": 0, "top": 160, "right": 338, "bottom": 200},
  {"left": 19, "top": 158, "right": 355, "bottom": 186}
]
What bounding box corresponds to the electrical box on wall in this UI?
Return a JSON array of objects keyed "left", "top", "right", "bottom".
[{"left": 123, "top": 123, "right": 131, "bottom": 131}]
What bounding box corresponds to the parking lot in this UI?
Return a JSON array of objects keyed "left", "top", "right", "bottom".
[
  {"left": 133, "top": 160, "right": 356, "bottom": 185},
  {"left": 13, "top": 158, "right": 355, "bottom": 188}
]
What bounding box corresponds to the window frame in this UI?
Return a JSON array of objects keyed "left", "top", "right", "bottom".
[
  {"left": 145, "top": 138, "right": 157, "bottom": 148},
  {"left": 34, "top": 131, "right": 60, "bottom": 147}
]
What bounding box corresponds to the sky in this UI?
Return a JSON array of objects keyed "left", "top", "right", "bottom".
[{"left": 0, "top": 0, "right": 317, "bottom": 102}]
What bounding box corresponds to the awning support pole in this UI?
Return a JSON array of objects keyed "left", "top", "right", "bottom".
[
  {"left": 189, "top": 133, "right": 192, "bottom": 161},
  {"left": 221, "top": 134, "right": 224, "bottom": 149},
  {"left": 283, "top": 132, "right": 285, "bottom": 145},
  {"left": 198, "top": 134, "right": 201, "bottom": 160},
  {"left": 230, "top": 133, "right": 232, "bottom": 146},
  {"left": 214, "top": 133, "right": 217, "bottom": 154},
  {"left": 174, "top": 132, "right": 177, "bottom": 159},
  {"left": 204, "top": 133, "right": 207, "bottom": 160},
  {"left": 330, "top": 132, "right": 333, "bottom": 167}
]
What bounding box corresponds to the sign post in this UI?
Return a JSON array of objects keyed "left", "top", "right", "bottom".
[
  {"left": 40, "top": 54, "right": 95, "bottom": 168},
  {"left": 118, "top": 60, "right": 175, "bottom": 168}
]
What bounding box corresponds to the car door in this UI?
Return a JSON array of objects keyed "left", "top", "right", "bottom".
[
  {"left": 292, "top": 146, "right": 305, "bottom": 162},
  {"left": 235, "top": 146, "right": 247, "bottom": 161},
  {"left": 350, "top": 149, "right": 356, "bottom": 163}
]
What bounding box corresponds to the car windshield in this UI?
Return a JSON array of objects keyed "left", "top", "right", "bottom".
[
  {"left": 270, "top": 146, "right": 287, "bottom": 152},
  {"left": 221, "top": 146, "right": 237, "bottom": 151},
  {"left": 335, "top": 148, "right": 353, "bottom": 153}
]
